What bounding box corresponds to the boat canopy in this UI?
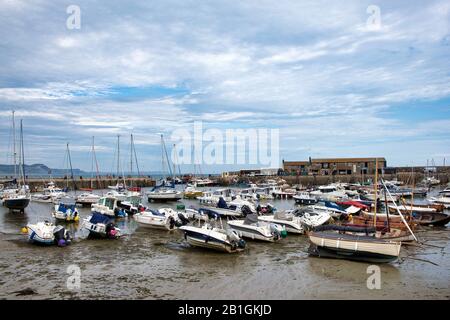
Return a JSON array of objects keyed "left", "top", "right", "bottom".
[
  {"left": 57, "top": 203, "right": 76, "bottom": 213},
  {"left": 244, "top": 214, "right": 259, "bottom": 225},
  {"left": 89, "top": 212, "right": 112, "bottom": 224}
]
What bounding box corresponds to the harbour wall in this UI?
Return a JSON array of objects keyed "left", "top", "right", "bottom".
[{"left": 0, "top": 177, "right": 156, "bottom": 192}]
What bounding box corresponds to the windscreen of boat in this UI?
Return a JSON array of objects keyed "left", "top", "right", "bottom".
[{"left": 244, "top": 214, "right": 259, "bottom": 225}]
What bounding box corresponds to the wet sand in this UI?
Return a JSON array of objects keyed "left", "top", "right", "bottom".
[{"left": 0, "top": 189, "right": 449, "bottom": 300}]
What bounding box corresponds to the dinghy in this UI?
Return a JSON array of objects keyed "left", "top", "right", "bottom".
[
  {"left": 26, "top": 221, "right": 71, "bottom": 246},
  {"left": 227, "top": 214, "right": 287, "bottom": 242},
  {"left": 82, "top": 212, "right": 121, "bottom": 239}
]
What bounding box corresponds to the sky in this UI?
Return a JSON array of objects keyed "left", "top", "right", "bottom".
[{"left": 0, "top": 0, "right": 449, "bottom": 173}]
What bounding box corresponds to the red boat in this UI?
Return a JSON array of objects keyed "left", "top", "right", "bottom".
[
  {"left": 128, "top": 187, "right": 141, "bottom": 192},
  {"left": 337, "top": 201, "right": 370, "bottom": 211}
]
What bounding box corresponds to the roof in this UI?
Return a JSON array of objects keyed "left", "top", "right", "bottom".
[
  {"left": 283, "top": 161, "right": 310, "bottom": 166},
  {"left": 311, "top": 157, "right": 386, "bottom": 163}
]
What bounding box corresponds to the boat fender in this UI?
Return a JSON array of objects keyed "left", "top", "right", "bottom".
[
  {"left": 21, "top": 227, "right": 28, "bottom": 233},
  {"left": 238, "top": 239, "right": 246, "bottom": 249}
]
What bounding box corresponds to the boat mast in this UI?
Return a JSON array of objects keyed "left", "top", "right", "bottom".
[
  {"left": 12, "top": 111, "right": 17, "bottom": 181},
  {"left": 90, "top": 136, "right": 95, "bottom": 190},
  {"left": 66, "top": 143, "right": 76, "bottom": 192},
  {"left": 130, "top": 134, "right": 133, "bottom": 188},
  {"left": 19, "top": 120, "right": 26, "bottom": 187},
  {"left": 117, "top": 135, "right": 120, "bottom": 186},
  {"left": 373, "top": 158, "right": 378, "bottom": 226}
]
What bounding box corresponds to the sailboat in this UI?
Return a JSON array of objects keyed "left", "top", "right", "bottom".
[
  {"left": 146, "top": 135, "right": 182, "bottom": 202},
  {"left": 76, "top": 137, "right": 101, "bottom": 206},
  {"left": 3, "top": 115, "right": 31, "bottom": 212}
]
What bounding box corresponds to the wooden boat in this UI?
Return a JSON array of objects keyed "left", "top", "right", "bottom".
[
  {"left": 308, "top": 229, "right": 401, "bottom": 263},
  {"left": 388, "top": 204, "right": 437, "bottom": 214},
  {"left": 410, "top": 212, "right": 450, "bottom": 227},
  {"left": 397, "top": 202, "right": 445, "bottom": 213}
]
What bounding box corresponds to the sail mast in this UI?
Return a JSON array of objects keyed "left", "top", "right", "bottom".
[
  {"left": 12, "top": 111, "right": 17, "bottom": 181},
  {"left": 90, "top": 136, "right": 95, "bottom": 190},
  {"left": 20, "top": 120, "right": 26, "bottom": 187},
  {"left": 373, "top": 158, "right": 378, "bottom": 226},
  {"left": 67, "top": 143, "right": 76, "bottom": 192}
]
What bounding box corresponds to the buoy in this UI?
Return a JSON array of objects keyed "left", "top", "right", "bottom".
[
  {"left": 74, "top": 215, "right": 79, "bottom": 222},
  {"left": 21, "top": 227, "right": 28, "bottom": 233}
]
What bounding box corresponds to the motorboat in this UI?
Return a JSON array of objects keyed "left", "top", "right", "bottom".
[
  {"left": 179, "top": 223, "right": 246, "bottom": 253},
  {"left": 198, "top": 197, "right": 256, "bottom": 218},
  {"left": 75, "top": 192, "right": 101, "bottom": 206},
  {"left": 183, "top": 184, "right": 204, "bottom": 199},
  {"left": 118, "top": 195, "right": 144, "bottom": 215},
  {"left": 26, "top": 221, "right": 72, "bottom": 246},
  {"left": 52, "top": 200, "right": 79, "bottom": 222},
  {"left": 146, "top": 181, "right": 182, "bottom": 202},
  {"left": 91, "top": 196, "right": 127, "bottom": 218},
  {"left": 291, "top": 207, "right": 331, "bottom": 229},
  {"left": 133, "top": 208, "right": 188, "bottom": 230},
  {"left": 197, "top": 188, "right": 234, "bottom": 204},
  {"left": 293, "top": 192, "right": 318, "bottom": 205},
  {"left": 82, "top": 212, "right": 121, "bottom": 239},
  {"left": 258, "top": 211, "right": 305, "bottom": 234},
  {"left": 227, "top": 214, "right": 286, "bottom": 242}
]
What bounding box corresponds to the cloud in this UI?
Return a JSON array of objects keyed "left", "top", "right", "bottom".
[{"left": 0, "top": 0, "right": 449, "bottom": 171}]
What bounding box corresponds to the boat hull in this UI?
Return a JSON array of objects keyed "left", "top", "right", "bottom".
[
  {"left": 308, "top": 232, "right": 401, "bottom": 263},
  {"left": 4, "top": 198, "right": 30, "bottom": 211}
]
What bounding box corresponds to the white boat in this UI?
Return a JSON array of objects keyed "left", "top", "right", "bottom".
[
  {"left": 387, "top": 204, "right": 437, "bottom": 214},
  {"left": 179, "top": 224, "right": 246, "bottom": 253},
  {"left": 198, "top": 196, "right": 256, "bottom": 218},
  {"left": 91, "top": 196, "right": 127, "bottom": 218},
  {"left": 227, "top": 214, "right": 286, "bottom": 242},
  {"left": 26, "top": 221, "right": 71, "bottom": 246},
  {"left": 133, "top": 208, "right": 187, "bottom": 230},
  {"left": 75, "top": 192, "right": 101, "bottom": 206},
  {"left": 82, "top": 213, "right": 121, "bottom": 239},
  {"left": 293, "top": 192, "right": 318, "bottom": 205},
  {"left": 191, "top": 177, "right": 215, "bottom": 187},
  {"left": 105, "top": 190, "right": 128, "bottom": 201},
  {"left": 197, "top": 188, "right": 234, "bottom": 204},
  {"left": 429, "top": 196, "right": 450, "bottom": 208},
  {"left": 52, "top": 200, "right": 79, "bottom": 222},
  {"left": 147, "top": 187, "right": 182, "bottom": 202},
  {"left": 291, "top": 207, "right": 331, "bottom": 228},
  {"left": 310, "top": 204, "right": 347, "bottom": 219},
  {"left": 258, "top": 211, "right": 305, "bottom": 234}
]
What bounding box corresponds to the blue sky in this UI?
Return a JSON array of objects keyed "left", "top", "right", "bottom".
[{"left": 0, "top": 0, "right": 449, "bottom": 173}]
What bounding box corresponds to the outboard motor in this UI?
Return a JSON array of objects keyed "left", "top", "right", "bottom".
[
  {"left": 177, "top": 213, "right": 189, "bottom": 225},
  {"left": 241, "top": 205, "right": 253, "bottom": 216},
  {"left": 53, "top": 226, "right": 71, "bottom": 246},
  {"left": 270, "top": 223, "right": 287, "bottom": 239}
]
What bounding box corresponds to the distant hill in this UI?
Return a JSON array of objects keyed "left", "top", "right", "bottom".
[{"left": 0, "top": 163, "right": 86, "bottom": 177}]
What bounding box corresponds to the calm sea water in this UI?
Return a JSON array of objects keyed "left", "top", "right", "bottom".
[{"left": 0, "top": 186, "right": 449, "bottom": 299}]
